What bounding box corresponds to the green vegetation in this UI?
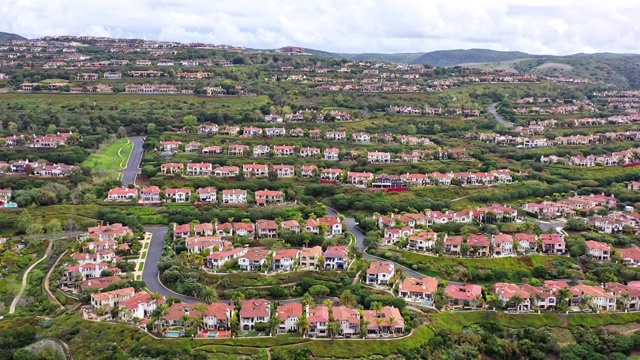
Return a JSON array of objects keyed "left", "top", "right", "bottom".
[{"left": 82, "top": 138, "right": 133, "bottom": 179}]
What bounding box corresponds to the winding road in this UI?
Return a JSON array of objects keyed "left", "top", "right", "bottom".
[{"left": 487, "top": 103, "right": 514, "bottom": 128}]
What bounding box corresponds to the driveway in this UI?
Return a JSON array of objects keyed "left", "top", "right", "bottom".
[{"left": 121, "top": 136, "right": 145, "bottom": 187}]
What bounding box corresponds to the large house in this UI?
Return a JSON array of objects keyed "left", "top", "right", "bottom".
[
  {"left": 324, "top": 246, "right": 349, "bottom": 270},
  {"left": 203, "top": 302, "right": 235, "bottom": 331},
  {"left": 107, "top": 187, "right": 137, "bottom": 202},
  {"left": 398, "top": 276, "right": 439, "bottom": 303},
  {"left": 91, "top": 287, "right": 135, "bottom": 309},
  {"left": 238, "top": 247, "right": 272, "bottom": 271},
  {"left": 494, "top": 283, "right": 531, "bottom": 312},
  {"left": 540, "top": 234, "right": 566, "bottom": 255},
  {"left": 365, "top": 261, "right": 395, "bottom": 285},
  {"left": 240, "top": 299, "right": 270, "bottom": 331},
  {"left": 139, "top": 186, "right": 161, "bottom": 204},
  {"left": 273, "top": 248, "right": 300, "bottom": 271},
  {"left": 299, "top": 246, "right": 323, "bottom": 269},
  {"left": 255, "top": 190, "right": 284, "bottom": 206},
  {"left": 444, "top": 284, "right": 483, "bottom": 307},
  {"left": 165, "top": 188, "right": 191, "bottom": 203},
  {"left": 585, "top": 240, "right": 611, "bottom": 261},
  {"left": 222, "top": 189, "right": 247, "bottom": 204},
  {"left": 197, "top": 187, "right": 217, "bottom": 203},
  {"left": 276, "top": 303, "right": 303, "bottom": 333}
]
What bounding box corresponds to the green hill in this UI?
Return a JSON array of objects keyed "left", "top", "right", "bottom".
[{"left": 0, "top": 31, "right": 27, "bottom": 43}]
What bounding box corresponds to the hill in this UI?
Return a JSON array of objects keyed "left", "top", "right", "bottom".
[{"left": 0, "top": 31, "right": 26, "bottom": 42}]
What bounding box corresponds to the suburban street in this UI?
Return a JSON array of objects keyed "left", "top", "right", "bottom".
[
  {"left": 487, "top": 103, "right": 515, "bottom": 128},
  {"left": 121, "top": 136, "right": 145, "bottom": 187}
]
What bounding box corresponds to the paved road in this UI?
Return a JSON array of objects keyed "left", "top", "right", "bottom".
[
  {"left": 487, "top": 103, "right": 514, "bottom": 128},
  {"left": 325, "top": 207, "right": 425, "bottom": 279},
  {"left": 121, "top": 136, "right": 145, "bottom": 187},
  {"left": 142, "top": 226, "right": 198, "bottom": 303}
]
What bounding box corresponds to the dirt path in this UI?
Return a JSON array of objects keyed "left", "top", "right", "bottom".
[
  {"left": 45, "top": 249, "right": 68, "bottom": 309},
  {"left": 9, "top": 241, "right": 53, "bottom": 314}
]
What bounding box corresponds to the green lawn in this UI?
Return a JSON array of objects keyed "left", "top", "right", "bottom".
[
  {"left": 81, "top": 139, "right": 133, "bottom": 179},
  {"left": 138, "top": 262, "right": 145, "bottom": 272}
]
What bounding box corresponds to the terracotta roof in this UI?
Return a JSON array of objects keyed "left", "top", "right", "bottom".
[
  {"left": 362, "top": 306, "right": 404, "bottom": 329},
  {"left": 91, "top": 286, "right": 135, "bottom": 302},
  {"left": 205, "top": 302, "right": 234, "bottom": 318},
  {"left": 308, "top": 305, "right": 329, "bottom": 323},
  {"left": 81, "top": 275, "right": 126, "bottom": 290},
  {"left": 399, "top": 276, "right": 438, "bottom": 295},
  {"left": 241, "top": 247, "right": 271, "bottom": 261},
  {"left": 274, "top": 248, "right": 301, "bottom": 260},
  {"left": 445, "top": 284, "right": 482, "bottom": 301},
  {"left": 240, "top": 299, "right": 270, "bottom": 318},
  {"left": 300, "top": 246, "right": 322, "bottom": 258},
  {"left": 276, "top": 302, "right": 302, "bottom": 321},
  {"left": 585, "top": 240, "right": 611, "bottom": 252},
  {"left": 332, "top": 306, "right": 360, "bottom": 325},
  {"left": 367, "top": 261, "right": 394, "bottom": 275}
]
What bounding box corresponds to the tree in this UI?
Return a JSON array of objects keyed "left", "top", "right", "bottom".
[
  {"left": 509, "top": 294, "right": 525, "bottom": 312},
  {"left": 18, "top": 210, "right": 33, "bottom": 234},
  {"left": 45, "top": 219, "right": 62, "bottom": 240},
  {"left": 200, "top": 287, "right": 219, "bottom": 304},
  {"left": 296, "top": 314, "right": 310, "bottom": 337},
  {"left": 26, "top": 222, "right": 44, "bottom": 245},
  {"left": 8, "top": 121, "right": 17, "bottom": 135},
  {"left": 339, "top": 290, "right": 357, "bottom": 307},
  {"left": 183, "top": 115, "right": 198, "bottom": 128},
  {"left": 300, "top": 292, "right": 315, "bottom": 309},
  {"left": 328, "top": 321, "right": 340, "bottom": 340},
  {"left": 308, "top": 285, "right": 331, "bottom": 299}
]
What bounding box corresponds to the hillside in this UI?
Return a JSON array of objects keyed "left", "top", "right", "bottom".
[{"left": 0, "top": 31, "right": 26, "bottom": 42}]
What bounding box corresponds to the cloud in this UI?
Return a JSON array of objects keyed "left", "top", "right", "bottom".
[{"left": 1, "top": 0, "right": 639, "bottom": 54}]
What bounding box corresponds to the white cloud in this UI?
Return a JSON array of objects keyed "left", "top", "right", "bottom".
[{"left": 1, "top": 0, "right": 639, "bottom": 54}]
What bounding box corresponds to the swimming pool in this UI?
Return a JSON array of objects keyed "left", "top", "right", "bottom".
[
  {"left": 207, "top": 332, "right": 217, "bottom": 338},
  {"left": 166, "top": 331, "right": 180, "bottom": 338}
]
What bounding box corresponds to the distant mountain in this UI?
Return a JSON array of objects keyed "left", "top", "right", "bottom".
[
  {"left": 0, "top": 31, "right": 26, "bottom": 43},
  {"left": 304, "top": 48, "right": 544, "bottom": 67}
]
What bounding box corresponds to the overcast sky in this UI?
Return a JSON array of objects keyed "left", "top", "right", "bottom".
[{"left": 2, "top": 0, "right": 640, "bottom": 55}]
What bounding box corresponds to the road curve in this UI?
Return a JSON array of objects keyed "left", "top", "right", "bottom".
[
  {"left": 121, "top": 136, "right": 145, "bottom": 187},
  {"left": 487, "top": 103, "right": 515, "bottom": 128},
  {"left": 142, "top": 226, "right": 197, "bottom": 303},
  {"left": 325, "top": 207, "right": 425, "bottom": 279},
  {"left": 10, "top": 241, "right": 53, "bottom": 314}
]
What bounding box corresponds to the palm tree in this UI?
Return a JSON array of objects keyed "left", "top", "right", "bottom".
[
  {"left": 194, "top": 302, "right": 208, "bottom": 315},
  {"left": 557, "top": 288, "right": 571, "bottom": 307},
  {"left": 150, "top": 304, "right": 169, "bottom": 333},
  {"left": 232, "top": 291, "right": 245, "bottom": 307},
  {"left": 200, "top": 287, "right": 219, "bottom": 304},
  {"left": 269, "top": 312, "right": 282, "bottom": 336},
  {"left": 230, "top": 310, "right": 239, "bottom": 336},
  {"left": 150, "top": 292, "right": 163, "bottom": 302},
  {"left": 328, "top": 320, "right": 340, "bottom": 340},
  {"left": 296, "top": 314, "right": 310, "bottom": 338},
  {"left": 510, "top": 294, "right": 524, "bottom": 312},
  {"left": 301, "top": 292, "right": 315, "bottom": 310},
  {"left": 388, "top": 316, "right": 396, "bottom": 334},
  {"left": 339, "top": 290, "right": 357, "bottom": 307}
]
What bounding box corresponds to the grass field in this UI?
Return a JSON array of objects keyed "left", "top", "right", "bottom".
[{"left": 82, "top": 139, "right": 133, "bottom": 179}]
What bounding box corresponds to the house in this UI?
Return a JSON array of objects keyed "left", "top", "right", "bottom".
[
  {"left": 571, "top": 284, "right": 616, "bottom": 311},
  {"left": 185, "top": 142, "right": 200, "bottom": 153},
  {"left": 214, "top": 166, "right": 240, "bottom": 177},
  {"left": 324, "top": 246, "right": 349, "bottom": 270},
  {"left": 186, "top": 162, "right": 212, "bottom": 176},
  {"left": 321, "top": 168, "right": 342, "bottom": 181},
  {"left": 264, "top": 127, "right": 287, "bottom": 137},
  {"left": 185, "top": 236, "right": 230, "bottom": 254},
  {"left": 253, "top": 145, "right": 271, "bottom": 157},
  {"left": 347, "top": 171, "right": 374, "bottom": 187},
  {"left": 66, "top": 263, "right": 111, "bottom": 281},
  {"left": 206, "top": 248, "right": 247, "bottom": 269},
  {"left": 467, "top": 234, "right": 491, "bottom": 257},
  {"left": 76, "top": 73, "right": 98, "bottom": 81},
  {"left": 398, "top": 276, "right": 439, "bottom": 303},
  {"left": 243, "top": 163, "right": 268, "bottom": 177},
  {"left": 103, "top": 72, "right": 122, "bottom": 79},
  {"left": 240, "top": 299, "right": 270, "bottom": 331},
  {"left": 161, "top": 162, "right": 184, "bottom": 175},
  {"left": 139, "top": 186, "right": 161, "bottom": 204},
  {"left": 308, "top": 305, "right": 330, "bottom": 337},
  {"left": 173, "top": 223, "right": 191, "bottom": 238},
  {"left": 107, "top": 187, "right": 137, "bottom": 202},
  {"left": 86, "top": 223, "right": 133, "bottom": 241},
  {"left": 540, "top": 234, "right": 566, "bottom": 255},
  {"left": 280, "top": 220, "right": 301, "bottom": 233},
  {"left": 318, "top": 216, "right": 342, "bottom": 236},
  {"left": 255, "top": 190, "right": 284, "bottom": 206},
  {"left": 401, "top": 173, "right": 430, "bottom": 187},
  {"left": 371, "top": 174, "right": 403, "bottom": 189},
  {"left": 234, "top": 222, "right": 256, "bottom": 239},
  {"left": 91, "top": 287, "right": 135, "bottom": 309},
  {"left": 273, "top": 164, "right": 295, "bottom": 178},
  {"left": 352, "top": 132, "right": 371, "bottom": 143},
  {"left": 274, "top": 145, "right": 296, "bottom": 157},
  {"left": 256, "top": 220, "right": 279, "bottom": 238},
  {"left": 585, "top": 240, "right": 611, "bottom": 261},
  {"left": 120, "top": 292, "right": 163, "bottom": 321},
  {"left": 629, "top": 181, "right": 640, "bottom": 191},
  {"left": 444, "top": 236, "right": 463, "bottom": 254},
  {"left": 243, "top": 127, "right": 263, "bottom": 137},
  {"left": 161, "top": 303, "right": 200, "bottom": 327},
  {"left": 619, "top": 248, "right": 640, "bottom": 266},
  {"left": 276, "top": 303, "right": 303, "bottom": 333},
  {"left": 325, "top": 131, "right": 347, "bottom": 141},
  {"left": 81, "top": 276, "right": 127, "bottom": 291},
  {"left": 332, "top": 306, "right": 360, "bottom": 337},
  {"left": 305, "top": 218, "right": 320, "bottom": 233},
  {"left": 515, "top": 233, "right": 538, "bottom": 253},
  {"left": 494, "top": 283, "right": 531, "bottom": 312},
  {"left": 238, "top": 248, "right": 271, "bottom": 271},
  {"left": 368, "top": 151, "right": 391, "bottom": 163},
  {"left": 444, "top": 284, "right": 483, "bottom": 306},
  {"left": 366, "top": 261, "right": 395, "bottom": 285},
  {"left": 407, "top": 232, "right": 438, "bottom": 251},
  {"left": 492, "top": 234, "right": 514, "bottom": 257},
  {"left": 203, "top": 302, "right": 235, "bottom": 330},
  {"left": 160, "top": 141, "right": 181, "bottom": 153},
  {"left": 221, "top": 189, "right": 247, "bottom": 204},
  {"left": 301, "top": 165, "right": 318, "bottom": 178},
  {"left": 165, "top": 188, "right": 191, "bottom": 203},
  {"left": 300, "top": 147, "right": 321, "bottom": 158},
  {"left": 324, "top": 148, "right": 340, "bottom": 160},
  {"left": 228, "top": 144, "right": 249, "bottom": 156},
  {"left": 521, "top": 284, "right": 556, "bottom": 310},
  {"left": 273, "top": 248, "right": 301, "bottom": 271},
  {"left": 198, "top": 124, "right": 219, "bottom": 135},
  {"left": 197, "top": 187, "right": 217, "bottom": 203},
  {"left": 299, "top": 246, "right": 323, "bottom": 269},
  {"left": 202, "top": 146, "right": 223, "bottom": 155},
  {"left": 361, "top": 306, "right": 404, "bottom": 335}
]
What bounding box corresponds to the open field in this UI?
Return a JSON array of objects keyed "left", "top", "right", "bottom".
[{"left": 82, "top": 138, "right": 133, "bottom": 179}]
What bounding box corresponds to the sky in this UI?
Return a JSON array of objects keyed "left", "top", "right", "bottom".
[{"left": 2, "top": 0, "right": 640, "bottom": 55}]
